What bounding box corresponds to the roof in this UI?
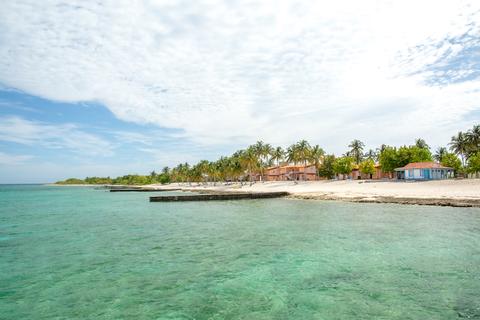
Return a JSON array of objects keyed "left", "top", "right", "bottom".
[
  {"left": 267, "top": 164, "right": 316, "bottom": 170},
  {"left": 394, "top": 162, "right": 452, "bottom": 171}
]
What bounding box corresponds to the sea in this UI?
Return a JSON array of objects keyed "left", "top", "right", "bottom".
[{"left": 1, "top": 185, "right": 479, "bottom": 319}]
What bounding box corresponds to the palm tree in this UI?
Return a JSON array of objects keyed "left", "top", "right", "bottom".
[
  {"left": 348, "top": 139, "right": 365, "bottom": 164},
  {"left": 415, "top": 138, "right": 430, "bottom": 150},
  {"left": 466, "top": 124, "right": 480, "bottom": 155},
  {"left": 377, "top": 144, "right": 387, "bottom": 155},
  {"left": 271, "top": 146, "right": 285, "bottom": 166},
  {"left": 434, "top": 147, "right": 447, "bottom": 162},
  {"left": 263, "top": 143, "right": 274, "bottom": 162},
  {"left": 196, "top": 160, "right": 210, "bottom": 183},
  {"left": 228, "top": 155, "right": 243, "bottom": 182},
  {"left": 240, "top": 147, "right": 259, "bottom": 184},
  {"left": 253, "top": 141, "right": 266, "bottom": 159},
  {"left": 287, "top": 144, "right": 300, "bottom": 165},
  {"left": 449, "top": 131, "right": 469, "bottom": 166},
  {"left": 296, "top": 140, "right": 311, "bottom": 165},
  {"left": 309, "top": 145, "right": 325, "bottom": 178},
  {"left": 252, "top": 141, "right": 273, "bottom": 181},
  {"left": 364, "top": 149, "right": 378, "bottom": 161}
]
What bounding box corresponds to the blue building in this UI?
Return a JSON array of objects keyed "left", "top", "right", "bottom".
[{"left": 395, "top": 162, "right": 453, "bottom": 180}]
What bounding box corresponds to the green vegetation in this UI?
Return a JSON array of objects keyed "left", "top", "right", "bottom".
[
  {"left": 333, "top": 157, "right": 355, "bottom": 178},
  {"left": 347, "top": 139, "right": 365, "bottom": 164},
  {"left": 55, "top": 178, "right": 86, "bottom": 185},
  {"left": 359, "top": 159, "right": 376, "bottom": 176},
  {"left": 56, "top": 124, "right": 480, "bottom": 184},
  {"left": 56, "top": 171, "right": 171, "bottom": 186},
  {"left": 318, "top": 154, "right": 336, "bottom": 179},
  {"left": 377, "top": 145, "right": 433, "bottom": 173},
  {"left": 467, "top": 152, "right": 480, "bottom": 174},
  {"left": 440, "top": 153, "right": 462, "bottom": 173}
]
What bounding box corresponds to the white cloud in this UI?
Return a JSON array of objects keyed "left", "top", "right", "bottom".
[
  {"left": 0, "top": 0, "right": 479, "bottom": 153},
  {"left": 0, "top": 151, "right": 33, "bottom": 165},
  {"left": 0, "top": 116, "right": 114, "bottom": 156}
]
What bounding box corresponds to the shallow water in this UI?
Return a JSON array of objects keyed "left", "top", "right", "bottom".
[{"left": 1, "top": 185, "right": 480, "bottom": 319}]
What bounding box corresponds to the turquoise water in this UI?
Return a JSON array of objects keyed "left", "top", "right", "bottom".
[{"left": 1, "top": 185, "right": 480, "bottom": 319}]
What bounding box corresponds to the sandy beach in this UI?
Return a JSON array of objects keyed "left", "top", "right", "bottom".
[{"left": 151, "top": 179, "right": 480, "bottom": 207}]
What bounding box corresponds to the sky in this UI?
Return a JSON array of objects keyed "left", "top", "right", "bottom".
[{"left": 0, "top": 0, "right": 479, "bottom": 183}]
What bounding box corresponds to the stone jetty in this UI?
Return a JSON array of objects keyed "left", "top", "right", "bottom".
[
  {"left": 110, "top": 188, "right": 181, "bottom": 192},
  {"left": 149, "top": 191, "right": 290, "bottom": 202}
]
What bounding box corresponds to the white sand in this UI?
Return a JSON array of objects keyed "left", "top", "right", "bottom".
[{"left": 152, "top": 179, "right": 480, "bottom": 202}]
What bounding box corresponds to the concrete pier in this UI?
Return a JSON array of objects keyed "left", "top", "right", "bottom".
[
  {"left": 149, "top": 191, "right": 290, "bottom": 202},
  {"left": 110, "top": 188, "right": 181, "bottom": 192}
]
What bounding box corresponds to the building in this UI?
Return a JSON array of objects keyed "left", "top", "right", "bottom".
[
  {"left": 340, "top": 164, "right": 392, "bottom": 180},
  {"left": 394, "top": 162, "right": 453, "bottom": 180},
  {"left": 266, "top": 164, "right": 319, "bottom": 181}
]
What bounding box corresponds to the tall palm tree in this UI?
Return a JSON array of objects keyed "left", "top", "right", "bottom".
[
  {"left": 287, "top": 144, "right": 300, "bottom": 165},
  {"left": 364, "top": 149, "right": 378, "bottom": 161},
  {"left": 263, "top": 143, "right": 274, "bottom": 162},
  {"left": 252, "top": 141, "right": 265, "bottom": 159},
  {"left": 309, "top": 145, "right": 325, "bottom": 178},
  {"left": 296, "top": 140, "right": 311, "bottom": 165},
  {"left": 228, "top": 155, "right": 243, "bottom": 182},
  {"left": 348, "top": 139, "right": 365, "bottom": 164},
  {"left": 271, "top": 146, "right": 285, "bottom": 166},
  {"left": 466, "top": 124, "right": 480, "bottom": 154},
  {"left": 415, "top": 138, "right": 430, "bottom": 150},
  {"left": 240, "top": 147, "right": 259, "bottom": 184},
  {"left": 434, "top": 147, "right": 447, "bottom": 162},
  {"left": 252, "top": 141, "right": 272, "bottom": 181},
  {"left": 196, "top": 160, "right": 210, "bottom": 183},
  {"left": 449, "top": 131, "right": 468, "bottom": 166},
  {"left": 161, "top": 166, "right": 170, "bottom": 175}
]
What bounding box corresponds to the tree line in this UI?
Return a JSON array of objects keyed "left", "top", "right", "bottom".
[{"left": 56, "top": 124, "right": 480, "bottom": 185}]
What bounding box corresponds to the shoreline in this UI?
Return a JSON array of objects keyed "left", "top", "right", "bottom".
[
  {"left": 149, "top": 180, "right": 480, "bottom": 208},
  {"left": 287, "top": 193, "right": 480, "bottom": 207}
]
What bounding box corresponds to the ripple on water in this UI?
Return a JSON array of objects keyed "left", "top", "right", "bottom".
[{"left": 0, "top": 185, "right": 479, "bottom": 319}]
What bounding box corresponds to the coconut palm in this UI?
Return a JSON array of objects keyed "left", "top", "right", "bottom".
[
  {"left": 466, "top": 124, "right": 480, "bottom": 154},
  {"left": 348, "top": 139, "right": 365, "bottom": 164},
  {"left": 271, "top": 146, "right": 285, "bottom": 166},
  {"left": 364, "top": 149, "right": 378, "bottom": 161},
  {"left": 449, "top": 131, "right": 469, "bottom": 166},
  {"left": 228, "top": 155, "right": 243, "bottom": 182},
  {"left": 252, "top": 141, "right": 266, "bottom": 159},
  {"left": 415, "top": 138, "right": 430, "bottom": 150},
  {"left": 296, "top": 140, "right": 311, "bottom": 165},
  {"left": 240, "top": 147, "right": 259, "bottom": 184},
  {"left": 287, "top": 144, "right": 300, "bottom": 165},
  {"left": 263, "top": 143, "right": 274, "bottom": 162},
  {"left": 195, "top": 160, "right": 210, "bottom": 183},
  {"left": 309, "top": 145, "right": 325, "bottom": 168},
  {"left": 434, "top": 147, "right": 447, "bottom": 162},
  {"left": 309, "top": 145, "right": 325, "bottom": 178}
]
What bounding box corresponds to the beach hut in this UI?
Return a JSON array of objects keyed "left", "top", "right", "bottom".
[{"left": 394, "top": 162, "right": 453, "bottom": 180}]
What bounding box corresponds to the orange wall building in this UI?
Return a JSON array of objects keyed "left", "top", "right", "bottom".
[{"left": 266, "top": 165, "right": 319, "bottom": 181}]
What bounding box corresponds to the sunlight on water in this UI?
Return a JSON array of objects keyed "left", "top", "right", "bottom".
[{"left": 1, "top": 185, "right": 480, "bottom": 319}]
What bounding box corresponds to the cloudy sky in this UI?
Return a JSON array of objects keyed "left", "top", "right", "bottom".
[{"left": 1, "top": 0, "right": 479, "bottom": 183}]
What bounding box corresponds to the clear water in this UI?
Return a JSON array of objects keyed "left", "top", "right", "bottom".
[{"left": 1, "top": 185, "right": 480, "bottom": 319}]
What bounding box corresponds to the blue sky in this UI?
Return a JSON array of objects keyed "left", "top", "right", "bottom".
[{"left": 0, "top": 0, "right": 479, "bottom": 183}]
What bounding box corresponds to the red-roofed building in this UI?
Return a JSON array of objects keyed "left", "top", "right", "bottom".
[{"left": 394, "top": 162, "right": 453, "bottom": 180}]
